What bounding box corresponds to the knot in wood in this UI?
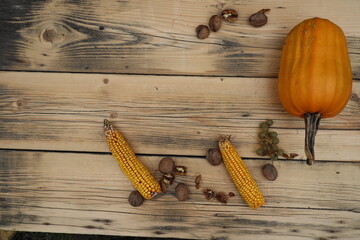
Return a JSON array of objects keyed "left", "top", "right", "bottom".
[
  {"left": 40, "top": 26, "right": 65, "bottom": 44},
  {"left": 12, "top": 99, "right": 27, "bottom": 112},
  {"left": 16, "top": 99, "right": 25, "bottom": 107},
  {"left": 350, "top": 93, "right": 359, "bottom": 102}
]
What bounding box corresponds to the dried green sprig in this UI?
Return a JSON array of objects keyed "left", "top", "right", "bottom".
[
  {"left": 256, "top": 120, "right": 299, "bottom": 161},
  {"left": 256, "top": 120, "right": 284, "bottom": 161}
]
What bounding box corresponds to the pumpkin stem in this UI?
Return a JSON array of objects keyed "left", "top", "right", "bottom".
[{"left": 304, "top": 113, "right": 322, "bottom": 165}]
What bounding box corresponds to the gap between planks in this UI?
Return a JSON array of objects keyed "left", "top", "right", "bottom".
[{"left": 1, "top": 69, "right": 360, "bottom": 81}]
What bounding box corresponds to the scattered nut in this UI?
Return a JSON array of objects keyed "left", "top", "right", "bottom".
[
  {"left": 282, "top": 153, "right": 299, "bottom": 160},
  {"left": 174, "top": 166, "right": 187, "bottom": 176},
  {"left": 196, "top": 25, "right": 210, "bottom": 39},
  {"left": 195, "top": 175, "right": 202, "bottom": 189},
  {"left": 206, "top": 148, "right": 223, "bottom": 166},
  {"left": 262, "top": 163, "right": 278, "bottom": 181},
  {"left": 158, "top": 157, "right": 175, "bottom": 174},
  {"left": 215, "top": 192, "right": 228, "bottom": 204},
  {"left": 203, "top": 189, "right": 215, "bottom": 200},
  {"left": 128, "top": 191, "right": 144, "bottom": 207},
  {"left": 175, "top": 183, "right": 189, "bottom": 201},
  {"left": 209, "top": 15, "right": 222, "bottom": 32},
  {"left": 221, "top": 9, "right": 238, "bottom": 22},
  {"left": 162, "top": 173, "right": 175, "bottom": 185},
  {"left": 249, "top": 9, "right": 270, "bottom": 27},
  {"left": 229, "top": 192, "right": 235, "bottom": 197},
  {"left": 159, "top": 179, "right": 168, "bottom": 193}
]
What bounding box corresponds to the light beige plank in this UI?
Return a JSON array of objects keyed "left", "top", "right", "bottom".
[
  {"left": 0, "top": 71, "right": 359, "bottom": 161},
  {"left": 1, "top": 150, "right": 360, "bottom": 239},
  {"left": 0, "top": 0, "right": 359, "bottom": 77}
]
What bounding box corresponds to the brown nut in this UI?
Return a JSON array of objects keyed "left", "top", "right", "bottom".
[
  {"left": 262, "top": 163, "right": 278, "bottom": 181},
  {"left": 175, "top": 183, "right": 189, "bottom": 201},
  {"left": 128, "top": 191, "right": 144, "bottom": 207},
  {"left": 174, "top": 166, "right": 187, "bottom": 176},
  {"left": 221, "top": 9, "right": 238, "bottom": 22},
  {"left": 206, "top": 148, "right": 223, "bottom": 166},
  {"left": 203, "top": 189, "right": 215, "bottom": 200},
  {"left": 158, "top": 157, "right": 175, "bottom": 174},
  {"left": 195, "top": 175, "right": 202, "bottom": 189},
  {"left": 159, "top": 179, "right": 168, "bottom": 193},
  {"left": 209, "top": 15, "right": 222, "bottom": 32},
  {"left": 215, "top": 192, "right": 228, "bottom": 204},
  {"left": 229, "top": 192, "right": 235, "bottom": 197},
  {"left": 196, "top": 25, "right": 210, "bottom": 39},
  {"left": 163, "top": 173, "right": 175, "bottom": 185},
  {"left": 249, "top": 9, "right": 270, "bottom": 27}
]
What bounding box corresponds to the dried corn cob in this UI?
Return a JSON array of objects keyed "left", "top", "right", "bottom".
[
  {"left": 218, "top": 137, "right": 264, "bottom": 209},
  {"left": 103, "top": 119, "right": 161, "bottom": 199}
]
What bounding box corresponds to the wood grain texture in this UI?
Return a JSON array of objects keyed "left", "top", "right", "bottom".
[
  {"left": 1, "top": 150, "right": 360, "bottom": 239},
  {"left": 0, "top": 0, "right": 360, "bottom": 77},
  {"left": 1, "top": 72, "right": 359, "bottom": 161}
]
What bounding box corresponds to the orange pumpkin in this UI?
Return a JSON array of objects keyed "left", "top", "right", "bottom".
[{"left": 278, "top": 18, "right": 352, "bottom": 164}]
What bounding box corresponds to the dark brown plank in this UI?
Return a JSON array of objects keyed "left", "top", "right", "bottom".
[{"left": 0, "top": 0, "right": 360, "bottom": 77}]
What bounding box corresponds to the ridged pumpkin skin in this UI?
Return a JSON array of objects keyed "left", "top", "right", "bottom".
[{"left": 278, "top": 18, "right": 352, "bottom": 118}]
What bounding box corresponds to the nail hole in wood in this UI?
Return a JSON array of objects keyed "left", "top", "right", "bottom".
[{"left": 110, "top": 113, "right": 118, "bottom": 118}]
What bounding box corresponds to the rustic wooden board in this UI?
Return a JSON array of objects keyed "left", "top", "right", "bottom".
[
  {"left": 1, "top": 150, "right": 360, "bottom": 239},
  {"left": 0, "top": 0, "right": 360, "bottom": 77},
  {"left": 0, "top": 71, "right": 359, "bottom": 161}
]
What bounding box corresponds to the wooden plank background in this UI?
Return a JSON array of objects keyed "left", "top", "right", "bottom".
[
  {"left": 1, "top": 0, "right": 360, "bottom": 239},
  {"left": 1, "top": 150, "right": 360, "bottom": 240},
  {"left": 0, "top": 72, "right": 359, "bottom": 161}
]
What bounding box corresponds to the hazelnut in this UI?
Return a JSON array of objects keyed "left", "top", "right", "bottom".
[
  {"left": 262, "top": 163, "right": 278, "bottom": 181},
  {"left": 249, "top": 9, "right": 270, "bottom": 27},
  {"left": 158, "top": 157, "right": 175, "bottom": 174},
  {"left": 206, "top": 148, "right": 223, "bottom": 166},
  {"left": 128, "top": 191, "right": 144, "bottom": 207},
  {"left": 196, "top": 25, "right": 210, "bottom": 39},
  {"left": 221, "top": 9, "right": 238, "bottom": 22},
  {"left": 229, "top": 192, "right": 235, "bottom": 197},
  {"left": 174, "top": 166, "right": 187, "bottom": 176},
  {"left": 209, "top": 15, "right": 222, "bottom": 32},
  {"left": 175, "top": 183, "right": 189, "bottom": 201}
]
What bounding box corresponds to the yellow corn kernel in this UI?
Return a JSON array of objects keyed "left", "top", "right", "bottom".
[
  {"left": 104, "top": 119, "right": 161, "bottom": 199},
  {"left": 218, "top": 137, "right": 264, "bottom": 209}
]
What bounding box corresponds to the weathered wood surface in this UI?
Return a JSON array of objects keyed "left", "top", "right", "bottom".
[
  {"left": 0, "top": 72, "right": 359, "bottom": 161},
  {"left": 0, "top": 0, "right": 360, "bottom": 77},
  {"left": 1, "top": 150, "right": 360, "bottom": 239},
  {"left": 1, "top": 0, "right": 360, "bottom": 239}
]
